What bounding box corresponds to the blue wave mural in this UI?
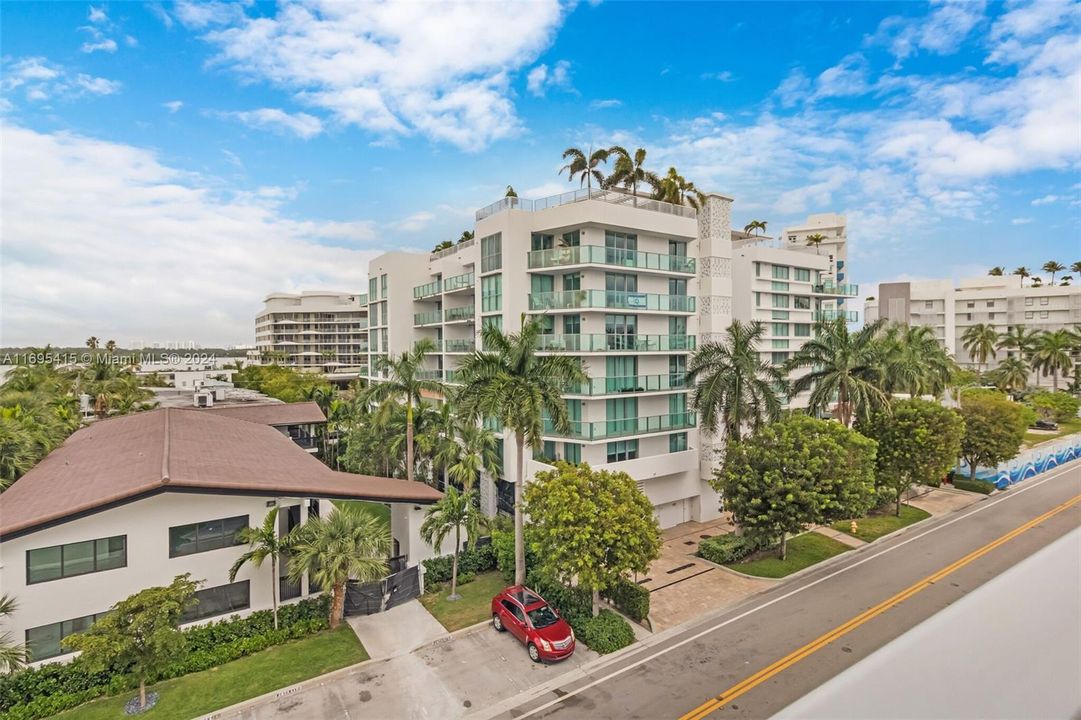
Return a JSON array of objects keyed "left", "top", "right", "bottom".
[{"left": 959, "top": 433, "right": 1081, "bottom": 490}]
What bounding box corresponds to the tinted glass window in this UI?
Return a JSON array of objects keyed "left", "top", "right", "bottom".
[
  {"left": 528, "top": 605, "right": 559, "bottom": 629},
  {"left": 95, "top": 537, "right": 126, "bottom": 571},
  {"left": 27, "top": 537, "right": 126, "bottom": 584},
  {"left": 169, "top": 515, "right": 248, "bottom": 557},
  {"left": 182, "top": 581, "right": 251, "bottom": 623},
  {"left": 61, "top": 541, "right": 95, "bottom": 577},
  {"left": 27, "top": 546, "right": 62, "bottom": 584}
]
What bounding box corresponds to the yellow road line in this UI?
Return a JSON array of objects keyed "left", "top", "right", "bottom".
[{"left": 679, "top": 492, "right": 1081, "bottom": 720}]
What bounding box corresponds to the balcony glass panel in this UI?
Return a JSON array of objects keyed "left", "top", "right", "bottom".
[
  {"left": 526, "top": 245, "right": 695, "bottom": 274},
  {"left": 528, "top": 290, "right": 695, "bottom": 313},
  {"left": 413, "top": 310, "right": 441, "bottom": 326},
  {"left": 444, "top": 306, "right": 476, "bottom": 322},
  {"left": 565, "top": 374, "right": 690, "bottom": 395},
  {"left": 542, "top": 412, "right": 696, "bottom": 441},
  {"left": 815, "top": 309, "right": 860, "bottom": 322},
  {"left": 413, "top": 280, "right": 441, "bottom": 299},
  {"left": 536, "top": 334, "right": 696, "bottom": 352},
  {"left": 813, "top": 283, "right": 860, "bottom": 297},
  {"left": 443, "top": 272, "right": 475, "bottom": 292},
  {"left": 444, "top": 338, "right": 476, "bottom": 352}
]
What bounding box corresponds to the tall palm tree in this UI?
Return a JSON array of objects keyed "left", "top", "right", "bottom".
[
  {"left": 805, "top": 233, "right": 826, "bottom": 255},
  {"left": 686, "top": 320, "right": 785, "bottom": 445},
  {"left": 104, "top": 339, "right": 117, "bottom": 354},
  {"left": 743, "top": 220, "right": 768, "bottom": 236},
  {"left": 85, "top": 336, "right": 99, "bottom": 350},
  {"left": 446, "top": 423, "right": 502, "bottom": 492},
  {"left": 420, "top": 487, "right": 482, "bottom": 600},
  {"left": 1042, "top": 260, "right": 1065, "bottom": 285},
  {"left": 229, "top": 508, "right": 287, "bottom": 629},
  {"left": 990, "top": 356, "right": 1030, "bottom": 397},
  {"left": 286, "top": 506, "right": 389, "bottom": 629},
  {"left": 1061, "top": 275, "right": 1073, "bottom": 286},
  {"left": 364, "top": 339, "right": 442, "bottom": 483},
  {"left": 559, "top": 147, "right": 609, "bottom": 192},
  {"left": 961, "top": 323, "right": 1000, "bottom": 373},
  {"left": 1033, "top": 330, "right": 1074, "bottom": 391},
  {"left": 786, "top": 319, "right": 888, "bottom": 427},
  {"left": 604, "top": 146, "right": 658, "bottom": 205},
  {"left": 988, "top": 266, "right": 1004, "bottom": 276},
  {"left": 0, "top": 594, "right": 26, "bottom": 672},
  {"left": 458, "top": 230, "right": 475, "bottom": 244},
  {"left": 880, "top": 324, "right": 955, "bottom": 398},
  {"left": 653, "top": 167, "right": 705, "bottom": 209},
  {"left": 1031, "top": 276, "right": 1044, "bottom": 287},
  {"left": 1071, "top": 261, "right": 1081, "bottom": 276},
  {"left": 454, "top": 318, "right": 587, "bottom": 585},
  {"left": 1012, "top": 266, "right": 1030, "bottom": 288},
  {"left": 998, "top": 326, "right": 1040, "bottom": 360},
  {"left": 504, "top": 185, "right": 517, "bottom": 198}
]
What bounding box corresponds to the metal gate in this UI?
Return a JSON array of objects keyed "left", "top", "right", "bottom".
[{"left": 344, "top": 566, "right": 421, "bottom": 616}]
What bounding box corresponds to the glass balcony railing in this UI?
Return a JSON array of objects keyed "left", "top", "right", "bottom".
[
  {"left": 543, "top": 412, "right": 696, "bottom": 441},
  {"left": 415, "top": 339, "right": 442, "bottom": 352},
  {"left": 527, "top": 245, "right": 695, "bottom": 274},
  {"left": 444, "top": 369, "right": 463, "bottom": 384},
  {"left": 414, "top": 310, "right": 441, "bottom": 326},
  {"left": 815, "top": 310, "right": 859, "bottom": 322},
  {"left": 415, "top": 370, "right": 444, "bottom": 381},
  {"left": 444, "top": 338, "right": 476, "bottom": 352},
  {"left": 444, "top": 306, "right": 475, "bottom": 322},
  {"left": 413, "top": 280, "right": 441, "bottom": 299},
  {"left": 813, "top": 283, "right": 859, "bottom": 297},
  {"left": 528, "top": 290, "right": 695, "bottom": 313},
  {"left": 535, "top": 333, "right": 696, "bottom": 353},
  {"left": 565, "top": 374, "right": 689, "bottom": 396},
  {"left": 443, "top": 272, "right": 475, "bottom": 292}
]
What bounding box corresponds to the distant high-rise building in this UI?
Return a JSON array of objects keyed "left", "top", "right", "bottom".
[{"left": 255, "top": 291, "right": 369, "bottom": 383}]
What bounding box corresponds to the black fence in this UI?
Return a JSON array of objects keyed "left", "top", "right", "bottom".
[{"left": 344, "top": 566, "right": 421, "bottom": 616}]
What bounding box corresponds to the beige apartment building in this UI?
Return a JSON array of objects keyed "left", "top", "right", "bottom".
[{"left": 255, "top": 291, "right": 369, "bottom": 383}]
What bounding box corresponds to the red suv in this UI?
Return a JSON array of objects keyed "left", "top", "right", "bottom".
[{"left": 491, "top": 585, "right": 576, "bottom": 662}]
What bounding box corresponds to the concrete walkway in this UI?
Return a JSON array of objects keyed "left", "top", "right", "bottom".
[
  {"left": 346, "top": 599, "right": 448, "bottom": 659},
  {"left": 908, "top": 485, "right": 984, "bottom": 516},
  {"left": 812, "top": 525, "right": 866, "bottom": 548}
]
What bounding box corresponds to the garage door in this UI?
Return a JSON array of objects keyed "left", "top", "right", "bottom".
[{"left": 654, "top": 500, "right": 688, "bottom": 529}]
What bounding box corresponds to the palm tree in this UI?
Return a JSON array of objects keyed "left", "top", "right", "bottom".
[
  {"left": 805, "top": 233, "right": 826, "bottom": 255},
  {"left": 743, "top": 220, "right": 768, "bottom": 237},
  {"left": 432, "top": 240, "right": 453, "bottom": 252},
  {"left": 604, "top": 146, "right": 658, "bottom": 205},
  {"left": 1012, "top": 266, "right": 1030, "bottom": 288},
  {"left": 286, "top": 506, "right": 389, "bottom": 629},
  {"left": 990, "top": 356, "right": 1030, "bottom": 397},
  {"left": 1061, "top": 275, "right": 1073, "bottom": 286},
  {"left": 420, "top": 487, "right": 482, "bottom": 601},
  {"left": 364, "top": 339, "right": 442, "bottom": 483},
  {"left": 1071, "top": 261, "right": 1081, "bottom": 276},
  {"left": 559, "top": 147, "right": 609, "bottom": 192},
  {"left": 85, "top": 336, "right": 99, "bottom": 350},
  {"left": 505, "top": 185, "right": 517, "bottom": 198},
  {"left": 961, "top": 323, "right": 1000, "bottom": 374},
  {"left": 881, "top": 324, "right": 955, "bottom": 398},
  {"left": 1031, "top": 276, "right": 1044, "bottom": 287},
  {"left": 686, "top": 320, "right": 785, "bottom": 445},
  {"left": 653, "top": 167, "right": 705, "bottom": 209},
  {"left": 446, "top": 423, "right": 501, "bottom": 492},
  {"left": 1033, "top": 330, "right": 1074, "bottom": 391},
  {"left": 454, "top": 318, "right": 587, "bottom": 585},
  {"left": 230, "top": 508, "right": 287, "bottom": 629},
  {"left": 1042, "top": 261, "right": 1065, "bottom": 285},
  {"left": 0, "top": 594, "right": 26, "bottom": 672},
  {"left": 998, "top": 326, "right": 1040, "bottom": 360},
  {"left": 104, "top": 340, "right": 117, "bottom": 354},
  {"left": 988, "top": 266, "right": 1004, "bottom": 276},
  {"left": 458, "top": 230, "right": 475, "bottom": 244},
  {"left": 786, "top": 319, "right": 888, "bottom": 427}
]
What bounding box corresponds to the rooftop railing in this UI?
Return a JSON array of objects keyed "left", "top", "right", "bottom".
[
  {"left": 527, "top": 245, "right": 695, "bottom": 274},
  {"left": 430, "top": 237, "right": 475, "bottom": 261},
  {"left": 813, "top": 283, "right": 859, "bottom": 297},
  {"left": 528, "top": 290, "right": 695, "bottom": 313},
  {"left": 476, "top": 188, "right": 697, "bottom": 222}
]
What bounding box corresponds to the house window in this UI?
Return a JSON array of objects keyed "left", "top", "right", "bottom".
[
  {"left": 772, "top": 294, "right": 790, "bottom": 309},
  {"left": 1025, "top": 311, "right": 1034, "bottom": 319},
  {"left": 562, "top": 230, "right": 581, "bottom": 247},
  {"left": 794, "top": 296, "right": 811, "bottom": 310},
  {"left": 181, "top": 581, "right": 251, "bottom": 623},
  {"left": 531, "top": 233, "right": 555, "bottom": 251},
  {"left": 1040, "top": 297, "right": 1049, "bottom": 305},
  {"left": 606, "top": 440, "right": 639, "bottom": 463},
  {"left": 27, "top": 536, "right": 127, "bottom": 584},
  {"left": 563, "top": 272, "right": 581, "bottom": 292},
  {"left": 669, "top": 278, "right": 688, "bottom": 296},
  {"left": 794, "top": 323, "right": 811, "bottom": 337},
  {"left": 668, "top": 240, "right": 687, "bottom": 257},
  {"left": 986, "top": 301, "right": 994, "bottom": 308},
  {"left": 169, "top": 515, "right": 248, "bottom": 558},
  {"left": 564, "top": 443, "right": 582, "bottom": 464},
  {"left": 925, "top": 301, "right": 934, "bottom": 309},
  {"left": 794, "top": 268, "right": 811, "bottom": 282},
  {"left": 772, "top": 265, "right": 790, "bottom": 280},
  {"left": 669, "top": 432, "right": 688, "bottom": 453},
  {"left": 380, "top": 274, "right": 387, "bottom": 294},
  {"left": 481, "top": 274, "right": 502, "bottom": 312},
  {"left": 754, "top": 262, "right": 761, "bottom": 277},
  {"left": 563, "top": 314, "right": 581, "bottom": 336},
  {"left": 772, "top": 323, "right": 789, "bottom": 336},
  {"left": 1039, "top": 311, "right": 1049, "bottom": 319},
  {"left": 772, "top": 281, "right": 790, "bottom": 292},
  {"left": 772, "top": 311, "right": 790, "bottom": 320},
  {"left": 605, "top": 230, "right": 638, "bottom": 265},
  {"left": 481, "top": 232, "right": 502, "bottom": 273},
  {"left": 755, "top": 292, "right": 761, "bottom": 307},
  {"left": 368, "top": 277, "right": 377, "bottom": 301},
  {"left": 605, "top": 272, "right": 638, "bottom": 293},
  {"left": 772, "top": 351, "right": 789, "bottom": 365},
  {"left": 967, "top": 302, "right": 974, "bottom": 309},
  {"left": 25, "top": 612, "right": 109, "bottom": 661},
  {"left": 772, "top": 340, "right": 790, "bottom": 349},
  {"left": 606, "top": 397, "right": 638, "bottom": 435},
  {"left": 1025, "top": 297, "right": 1033, "bottom": 306},
  {"left": 989, "top": 312, "right": 997, "bottom": 320}
]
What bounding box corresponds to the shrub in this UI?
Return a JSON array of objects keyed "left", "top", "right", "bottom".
[
  {"left": 698, "top": 534, "right": 759, "bottom": 565},
  {"left": 456, "top": 571, "right": 476, "bottom": 586},
  {"left": 492, "top": 529, "right": 538, "bottom": 584},
  {"left": 421, "top": 544, "right": 497, "bottom": 584},
  {"left": 954, "top": 477, "right": 994, "bottom": 495},
  {"left": 570, "top": 610, "right": 635, "bottom": 654},
  {"left": 1027, "top": 391, "right": 1081, "bottom": 423},
  {"left": 530, "top": 578, "right": 592, "bottom": 622},
  {"left": 601, "top": 577, "right": 650, "bottom": 622}
]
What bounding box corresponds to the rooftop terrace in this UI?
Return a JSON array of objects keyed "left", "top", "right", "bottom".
[{"left": 475, "top": 187, "right": 697, "bottom": 222}]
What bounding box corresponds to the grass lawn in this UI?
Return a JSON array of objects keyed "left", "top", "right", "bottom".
[
  {"left": 1024, "top": 418, "right": 1081, "bottom": 447},
  {"left": 419, "top": 570, "right": 506, "bottom": 632},
  {"left": 725, "top": 532, "right": 851, "bottom": 579},
  {"left": 830, "top": 504, "right": 932, "bottom": 543},
  {"left": 56, "top": 626, "right": 367, "bottom": 720},
  {"left": 334, "top": 499, "right": 390, "bottom": 527}
]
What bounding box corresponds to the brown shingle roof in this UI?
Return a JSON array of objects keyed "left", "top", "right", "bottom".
[
  {"left": 184, "top": 401, "right": 326, "bottom": 426},
  {"left": 0, "top": 408, "right": 441, "bottom": 539}
]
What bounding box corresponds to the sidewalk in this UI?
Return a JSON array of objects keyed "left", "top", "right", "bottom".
[{"left": 346, "top": 599, "right": 448, "bottom": 659}]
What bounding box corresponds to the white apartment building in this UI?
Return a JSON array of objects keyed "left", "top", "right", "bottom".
[
  {"left": 255, "top": 291, "right": 369, "bottom": 383},
  {"left": 866, "top": 277, "right": 1081, "bottom": 369}
]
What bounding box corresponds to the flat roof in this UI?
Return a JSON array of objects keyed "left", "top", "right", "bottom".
[{"left": 186, "top": 401, "right": 327, "bottom": 426}]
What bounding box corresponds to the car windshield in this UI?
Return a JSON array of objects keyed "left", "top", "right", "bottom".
[{"left": 527, "top": 604, "right": 559, "bottom": 629}]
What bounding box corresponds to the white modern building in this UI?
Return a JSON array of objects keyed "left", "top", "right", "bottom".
[
  {"left": 0, "top": 407, "right": 440, "bottom": 665},
  {"left": 255, "top": 291, "right": 369, "bottom": 383}
]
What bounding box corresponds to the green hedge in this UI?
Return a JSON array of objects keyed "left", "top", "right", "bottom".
[
  {"left": 421, "top": 543, "right": 497, "bottom": 584},
  {"left": 698, "top": 534, "right": 759, "bottom": 564},
  {"left": 570, "top": 610, "right": 635, "bottom": 654},
  {"left": 954, "top": 477, "right": 994, "bottom": 494},
  {"left": 0, "top": 596, "right": 330, "bottom": 720},
  {"left": 601, "top": 577, "right": 650, "bottom": 622}
]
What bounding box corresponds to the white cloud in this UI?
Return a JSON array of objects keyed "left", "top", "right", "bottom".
[
  {"left": 1031, "top": 194, "right": 1061, "bottom": 205},
  {"left": 146, "top": 3, "right": 174, "bottom": 29},
  {"left": 589, "top": 98, "right": 622, "bottom": 109},
  {"left": 775, "top": 69, "right": 811, "bottom": 108},
  {"left": 526, "top": 60, "right": 573, "bottom": 97},
  {"left": 188, "top": 2, "right": 566, "bottom": 151},
  {"left": 81, "top": 38, "right": 118, "bottom": 53},
  {"left": 163, "top": 100, "right": 184, "bottom": 113},
  {"left": 701, "top": 71, "right": 736, "bottom": 82},
  {"left": 1, "top": 57, "right": 120, "bottom": 102},
  {"left": 386, "top": 211, "right": 436, "bottom": 233},
  {"left": 1011, "top": 217, "right": 1034, "bottom": 224},
  {"left": 521, "top": 181, "right": 568, "bottom": 198},
  {"left": 74, "top": 74, "right": 122, "bottom": 95},
  {"left": 88, "top": 6, "right": 107, "bottom": 24},
  {"left": 814, "top": 53, "right": 872, "bottom": 99},
  {"left": 869, "top": 0, "right": 987, "bottom": 62},
  {"left": 0, "top": 123, "right": 380, "bottom": 346},
  {"left": 216, "top": 108, "right": 324, "bottom": 139}
]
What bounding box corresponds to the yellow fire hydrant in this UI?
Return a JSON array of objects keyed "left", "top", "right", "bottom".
[{"left": 850, "top": 520, "right": 859, "bottom": 535}]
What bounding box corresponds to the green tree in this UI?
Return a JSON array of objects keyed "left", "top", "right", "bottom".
[
  {"left": 998, "top": 326, "right": 1040, "bottom": 360},
  {"left": 604, "top": 146, "right": 658, "bottom": 205},
  {"left": 958, "top": 392, "right": 1026, "bottom": 481},
  {"left": 1042, "top": 260, "right": 1065, "bottom": 285},
  {"left": 857, "top": 399, "right": 964, "bottom": 515},
  {"left": 364, "top": 338, "right": 443, "bottom": 483},
  {"left": 229, "top": 507, "right": 287, "bottom": 630},
  {"left": 1027, "top": 390, "right": 1080, "bottom": 423},
  {"left": 716, "top": 415, "right": 877, "bottom": 559},
  {"left": 559, "top": 146, "right": 609, "bottom": 192},
  {"left": 459, "top": 230, "right": 475, "bottom": 244},
  {"left": 505, "top": 185, "right": 518, "bottom": 198},
  {"left": 988, "top": 266, "right": 1004, "bottom": 276},
  {"left": 880, "top": 324, "right": 955, "bottom": 397},
  {"left": 743, "top": 220, "right": 768, "bottom": 236},
  {"left": 432, "top": 240, "right": 454, "bottom": 252},
  {"left": 805, "top": 233, "right": 826, "bottom": 254},
  {"left": 420, "top": 487, "right": 483, "bottom": 600},
  {"left": 1072, "top": 261, "right": 1081, "bottom": 275},
  {"left": 455, "top": 318, "right": 588, "bottom": 585},
  {"left": 786, "top": 318, "right": 888, "bottom": 427},
  {"left": 446, "top": 423, "right": 502, "bottom": 492},
  {"left": 652, "top": 167, "right": 705, "bottom": 209},
  {"left": 990, "top": 356, "right": 1030, "bottom": 396},
  {"left": 1033, "top": 329, "right": 1074, "bottom": 392},
  {"left": 85, "top": 336, "right": 99, "bottom": 350},
  {"left": 1012, "top": 266, "right": 1030, "bottom": 287},
  {"left": 64, "top": 575, "right": 199, "bottom": 711},
  {"left": 286, "top": 506, "right": 389, "bottom": 629},
  {"left": 523, "top": 462, "right": 661, "bottom": 615},
  {"left": 961, "top": 322, "right": 1000, "bottom": 373},
  {"left": 687, "top": 320, "right": 785, "bottom": 444},
  {"left": 0, "top": 594, "right": 27, "bottom": 674}
]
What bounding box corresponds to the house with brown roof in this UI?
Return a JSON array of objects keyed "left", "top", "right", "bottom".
[
  {"left": 0, "top": 408, "right": 441, "bottom": 665},
  {"left": 183, "top": 400, "right": 328, "bottom": 452}
]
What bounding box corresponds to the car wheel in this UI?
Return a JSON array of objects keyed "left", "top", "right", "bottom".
[
  {"left": 493, "top": 613, "right": 504, "bottom": 632},
  {"left": 528, "top": 642, "right": 541, "bottom": 663}
]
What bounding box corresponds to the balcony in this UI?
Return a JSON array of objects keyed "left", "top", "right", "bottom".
[
  {"left": 543, "top": 412, "right": 696, "bottom": 441},
  {"left": 415, "top": 370, "right": 444, "bottom": 381},
  {"left": 414, "top": 339, "right": 443, "bottom": 352},
  {"left": 536, "top": 333, "right": 696, "bottom": 353},
  {"left": 528, "top": 290, "right": 695, "bottom": 313},
  {"left": 813, "top": 283, "right": 859, "bottom": 297},
  {"left": 414, "top": 310, "right": 441, "bottom": 326},
  {"left": 443, "top": 272, "right": 475, "bottom": 293},
  {"left": 814, "top": 310, "right": 859, "bottom": 322},
  {"left": 527, "top": 245, "right": 695, "bottom": 275},
  {"left": 444, "top": 338, "right": 476, "bottom": 353},
  {"left": 565, "top": 374, "right": 689, "bottom": 396},
  {"left": 413, "top": 280, "right": 441, "bottom": 300},
  {"left": 476, "top": 187, "right": 697, "bottom": 222},
  {"left": 444, "top": 306, "right": 475, "bottom": 323}
]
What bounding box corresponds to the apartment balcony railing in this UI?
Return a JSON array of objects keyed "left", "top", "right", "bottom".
[
  {"left": 476, "top": 187, "right": 697, "bottom": 222},
  {"left": 565, "top": 374, "right": 689, "bottom": 396},
  {"left": 536, "top": 333, "right": 696, "bottom": 353},
  {"left": 443, "top": 272, "right": 475, "bottom": 293},
  {"left": 814, "top": 310, "right": 859, "bottom": 322},
  {"left": 528, "top": 290, "right": 695, "bottom": 313},
  {"left": 813, "top": 283, "right": 859, "bottom": 297},
  {"left": 430, "top": 237, "right": 475, "bottom": 261},
  {"left": 542, "top": 412, "right": 696, "bottom": 441},
  {"left": 414, "top": 310, "right": 442, "bottom": 326},
  {"left": 444, "top": 369, "right": 463, "bottom": 384},
  {"left": 444, "top": 306, "right": 475, "bottom": 322},
  {"left": 413, "top": 280, "right": 441, "bottom": 300},
  {"left": 527, "top": 245, "right": 695, "bottom": 274},
  {"left": 415, "top": 339, "right": 443, "bottom": 352},
  {"left": 415, "top": 370, "right": 444, "bottom": 381},
  {"left": 444, "top": 338, "right": 476, "bottom": 353}
]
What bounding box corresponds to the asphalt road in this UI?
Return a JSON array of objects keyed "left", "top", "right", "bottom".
[{"left": 476, "top": 460, "right": 1081, "bottom": 720}]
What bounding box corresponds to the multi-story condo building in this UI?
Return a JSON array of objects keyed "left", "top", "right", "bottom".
[
  {"left": 255, "top": 291, "right": 369, "bottom": 383},
  {"left": 866, "top": 277, "right": 1081, "bottom": 369}
]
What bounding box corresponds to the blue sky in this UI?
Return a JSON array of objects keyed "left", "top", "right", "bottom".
[{"left": 1, "top": 0, "right": 1078, "bottom": 346}]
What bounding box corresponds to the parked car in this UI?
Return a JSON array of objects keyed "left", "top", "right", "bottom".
[
  {"left": 491, "top": 585, "right": 575, "bottom": 662},
  {"left": 1032, "top": 419, "right": 1059, "bottom": 431}
]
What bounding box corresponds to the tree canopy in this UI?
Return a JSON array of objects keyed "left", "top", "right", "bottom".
[{"left": 958, "top": 392, "right": 1027, "bottom": 481}]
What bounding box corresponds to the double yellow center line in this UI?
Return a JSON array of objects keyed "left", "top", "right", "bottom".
[{"left": 679, "top": 492, "right": 1081, "bottom": 720}]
